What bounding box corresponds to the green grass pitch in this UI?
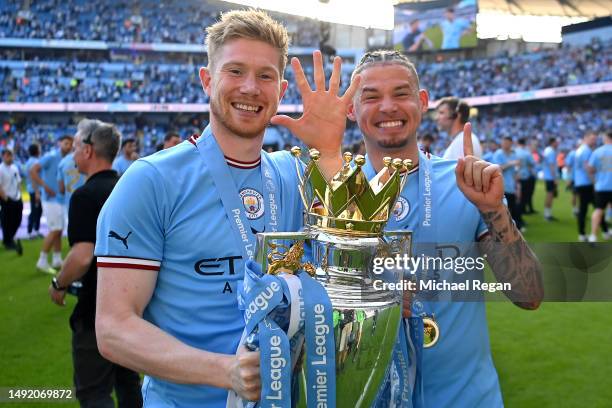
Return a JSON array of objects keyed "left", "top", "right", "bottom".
[{"left": 0, "top": 181, "right": 610, "bottom": 407}]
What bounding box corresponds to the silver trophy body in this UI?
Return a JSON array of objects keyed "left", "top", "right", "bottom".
[
  {"left": 256, "top": 227, "right": 411, "bottom": 407},
  {"left": 253, "top": 148, "right": 413, "bottom": 407}
]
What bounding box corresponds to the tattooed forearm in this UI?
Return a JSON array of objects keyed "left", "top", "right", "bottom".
[{"left": 478, "top": 206, "right": 544, "bottom": 310}]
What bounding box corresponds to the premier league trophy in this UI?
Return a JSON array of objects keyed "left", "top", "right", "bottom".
[{"left": 242, "top": 147, "right": 414, "bottom": 408}]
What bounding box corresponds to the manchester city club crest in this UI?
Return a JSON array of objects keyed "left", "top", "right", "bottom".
[
  {"left": 393, "top": 196, "right": 410, "bottom": 222},
  {"left": 240, "top": 188, "right": 264, "bottom": 219}
]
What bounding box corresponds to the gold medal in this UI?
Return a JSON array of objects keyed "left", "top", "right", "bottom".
[{"left": 423, "top": 316, "right": 440, "bottom": 348}]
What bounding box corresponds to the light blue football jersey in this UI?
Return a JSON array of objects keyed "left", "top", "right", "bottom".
[
  {"left": 573, "top": 144, "right": 593, "bottom": 187},
  {"left": 369, "top": 154, "right": 503, "bottom": 408},
  {"left": 589, "top": 145, "right": 612, "bottom": 192},
  {"left": 38, "top": 149, "right": 64, "bottom": 203},
  {"left": 112, "top": 155, "right": 135, "bottom": 176},
  {"left": 515, "top": 147, "right": 535, "bottom": 181},
  {"left": 57, "top": 152, "right": 85, "bottom": 207},
  {"left": 24, "top": 157, "right": 39, "bottom": 192},
  {"left": 542, "top": 146, "right": 557, "bottom": 181},
  {"left": 95, "top": 130, "right": 303, "bottom": 407},
  {"left": 492, "top": 149, "right": 518, "bottom": 194},
  {"left": 565, "top": 150, "right": 576, "bottom": 182}
]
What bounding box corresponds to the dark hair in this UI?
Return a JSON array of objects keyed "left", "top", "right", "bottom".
[
  {"left": 58, "top": 134, "right": 73, "bottom": 141},
  {"left": 28, "top": 143, "right": 40, "bottom": 156},
  {"left": 517, "top": 138, "right": 526, "bottom": 145},
  {"left": 548, "top": 137, "right": 557, "bottom": 145},
  {"left": 121, "top": 138, "right": 136, "bottom": 149},
  {"left": 2, "top": 148, "right": 13, "bottom": 156},
  {"left": 438, "top": 96, "right": 470, "bottom": 124},
  {"left": 421, "top": 133, "right": 434, "bottom": 142},
  {"left": 503, "top": 136, "right": 513, "bottom": 142},
  {"left": 164, "top": 131, "right": 180, "bottom": 142}
]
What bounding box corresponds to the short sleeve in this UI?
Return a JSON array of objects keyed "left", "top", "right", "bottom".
[
  {"left": 39, "top": 153, "right": 51, "bottom": 169},
  {"left": 588, "top": 151, "right": 599, "bottom": 169},
  {"left": 68, "top": 190, "right": 97, "bottom": 245},
  {"left": 95, "top": 160, "right": 167, "bottom": 271},
  {"left": 56, "top": 160, "right": 64, "bottom": 182}
]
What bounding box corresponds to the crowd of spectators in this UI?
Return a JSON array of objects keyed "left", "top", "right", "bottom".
[
  {"left": 418, "top": 37, "right": 611, "bottom": 100},
  {"left": 2, "top": 97, "right": 609, "bottom": 164},
  {"left": 0, "top": 37, "right": 609, "bottom": 104},
  {"left": 0, "top": 0, "right": 320, "bottom": 46}
]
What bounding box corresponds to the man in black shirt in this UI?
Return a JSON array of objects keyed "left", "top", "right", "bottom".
[{"left": 48, "top": 121, "right": 142, "bottom": 408}]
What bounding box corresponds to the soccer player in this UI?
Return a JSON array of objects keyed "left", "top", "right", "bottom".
[
  {"left": 112, "top": 138, "right": 138, "bottom": 176},
  {"left": 542, "top": 137, "right": 559, "bottom": 221},
  {"left": 30, "top": 134, "right": 73, "bottom": 272},
  {"left": 515, "top": 138, "right": 536, "bottom": 226},
  {"left": 588, "top": 131, "right": 612, "bottom": 242},
  {"left": 94, "top": 10, "right": 357, "bottom": 407},
  {"left": 24, "top": 143, "right": 43, "bottom": 239},
  {"left": 436, "top": 96, "right": 482, "bottom": 159},
  {"left": 347, "top": 50, "right": 543, "bottom": 407},
  {"left": 565, "top": 144, "right": 579, "bottom": 216},
  {"left": 439, "top": 7, "right": 472, "bottom": 50},
  {"left": 573, "top": 131, "right": 599, "bottom": 241},
  {"left": 492, "top": 136, "right": 522, "bottom": 229},
  {"left": 57, "top": 125, "right": 86, "bottom": 225}
]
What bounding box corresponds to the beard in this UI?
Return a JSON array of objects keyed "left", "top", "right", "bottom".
[
  {"left": 210, "top": 99, "right": 267, "bottom": 140},
  {"left": 376, "top": 134, "right": 410, "bottom": 150}
]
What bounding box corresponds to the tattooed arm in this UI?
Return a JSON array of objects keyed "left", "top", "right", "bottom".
[
  {"left": 456, "top": 124, "right": 543, "bottom": 310},
  {"left": 478, "top": 206, "right": 544, "bottom": 310}
]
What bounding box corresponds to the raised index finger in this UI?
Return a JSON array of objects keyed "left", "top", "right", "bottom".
[{"left": 463, "top": 122, "right": 474, "bottom": 157}]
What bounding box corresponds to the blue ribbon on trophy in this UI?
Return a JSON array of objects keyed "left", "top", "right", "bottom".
[{"left": 228, "top": 259, "right": 336, "bottom": 408}]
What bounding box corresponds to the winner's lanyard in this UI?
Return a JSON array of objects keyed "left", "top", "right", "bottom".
[
  {"left": 365, "top": 150, "right": 434, "bottom": 408},
  {"left": 196, "top": 126, "right": 279, "bottom": 261}
]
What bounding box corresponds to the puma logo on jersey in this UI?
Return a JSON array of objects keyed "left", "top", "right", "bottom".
[{"left": 109, "top": 230, "right": 132, "bottom": 249}]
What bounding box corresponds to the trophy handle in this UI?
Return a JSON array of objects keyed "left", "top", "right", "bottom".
[{"left": 255, "top": 231, "right": 311, "bottom": 275}]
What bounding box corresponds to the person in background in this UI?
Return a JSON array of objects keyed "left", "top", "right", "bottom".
[
  {"left": 48, "top": 122, "right": 143, "bottom": 407},
  {"left": 24, "top": 143, "right": 43, "bottom": 239},
  {"left": 573, "top": 131, "right": 599, "bottom": 241},
  {"left": 515, "top": 138, "right": 536, "bottom": 227},
  {"left": 436, "top": 96, "right": 482, "bottom": 159},
  {"left": 0, "top": 149, "right": 23, "bottom": 255},
  {"left": 30, "top": 134, "right": 73, "bottom": 272},
  {"left": 542, "top": 137, "right": 559, "bottom": 221},
  {"left": 525, "top": 139, "right": 540, "bottom": 214},
  {"left": 155, "top": 131, "right": 182, "bottom": 152},
  {"left": 418, "top": 133, "right": 434, "bottom": 155},
  {"left": 587, "top": 132, "right": 611, "bottom": 242},
  {"left": 439, "top": 7, "right": 472, "bottom": 50},
  {"left": 112, "top": 138, "right": 137, "bottom": 176},
  {"left": 493, "top": 136, "right": 522, "bottom": 230},
  {"left": 565, "top": 143, "right": 579, "bottom": 216}
]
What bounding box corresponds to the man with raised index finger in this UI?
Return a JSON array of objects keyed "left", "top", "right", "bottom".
[{"left": 347, "top": 50, "right": 543, "bottom": 407}]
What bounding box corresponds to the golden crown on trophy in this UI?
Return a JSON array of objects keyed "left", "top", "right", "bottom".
[{"left": 290, "top": 146, "right": 412, "bottom": 236}]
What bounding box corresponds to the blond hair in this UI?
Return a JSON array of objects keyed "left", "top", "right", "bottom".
[{"left": 205, "top": 9, "right": 289, "bottom": 75}]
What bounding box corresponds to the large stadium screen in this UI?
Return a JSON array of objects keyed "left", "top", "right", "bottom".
[{"left": 394, "top": 0, "right": 478, "bottom": 52}]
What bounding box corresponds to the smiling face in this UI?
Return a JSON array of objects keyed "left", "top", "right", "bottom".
[
  {"left": 348, "top": 63, "right": 428, "bottom": 151},
  {"left": 200, "top": 38, "right": 287, "bottom": 140}
]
